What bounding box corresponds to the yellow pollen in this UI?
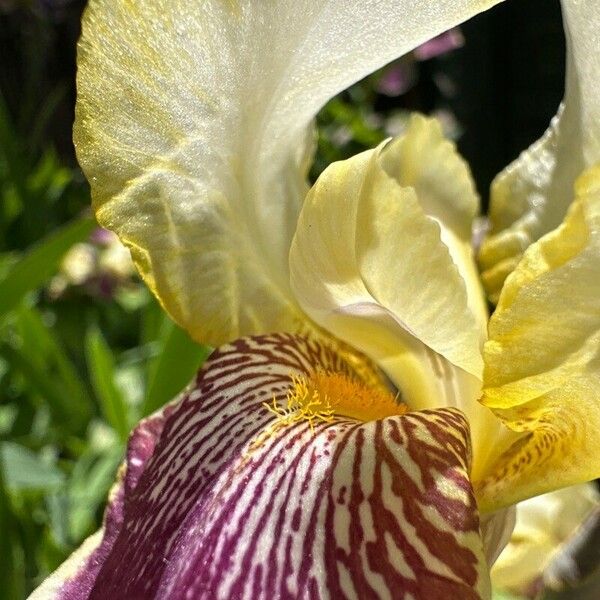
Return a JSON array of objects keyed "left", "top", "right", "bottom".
[
  {"left": 310, "top": 371, "right": 407, "bottom": 421},
  {"left": 248, "top": 371, "right": 408, "bottom": 452},
  {"left": 263, "top": 370, "right": 407, "bottom": 437}
]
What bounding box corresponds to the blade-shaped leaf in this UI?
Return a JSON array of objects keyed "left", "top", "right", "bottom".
[
  {"left": 0, "top": 464, "right": 23, "bottom": 600},
  {"left": 85, "top": 326, "right": 130, "bottom": 441},
  {"left": 68, "top": 445, "right": 124, "bottom": 541},
  {"left": 15, "top": 305, "right": 91, "bottom": 414},
  {"left": 0, "top": 342, "right": 88, "bottom": 432},
  {"left": 142, "top": 319, "right": 211, "bottom": 416}
]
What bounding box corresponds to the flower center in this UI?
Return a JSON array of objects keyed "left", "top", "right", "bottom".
[{"left": 266, "top": 370, "right": 407, "bottom": 429}]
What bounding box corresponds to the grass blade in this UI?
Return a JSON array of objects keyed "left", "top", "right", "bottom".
[
  {"left": 85, "top": 326, "right": 130, "bottom": 442},
  {"left": 0, "top": 342, "right": 88, "bottom": 432},
  {"left": 15, "top": 305, "right": 91, "bottom": 414},
  {"left": 143, "top": 320, "right": 211, "bottom": 416},
  {"left": 68, "top": 445, "right": 123, "bottom": 541},
  {"left": 0, "top": 466, "right": 23, "bottom": 600}
]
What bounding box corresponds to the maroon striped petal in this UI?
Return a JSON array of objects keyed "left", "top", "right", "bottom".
[{"left": 34, "top": 334, "right": 491, "bottom": 600}]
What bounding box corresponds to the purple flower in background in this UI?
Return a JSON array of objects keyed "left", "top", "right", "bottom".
[
  {"left": 376, "top": 58, "right": 415, "bottom": 97},
  {"left": 414, "top": 28, "right": 464, "bottom": 61},
  {"left": 48, "top": 228, "right": 136, "bottom": 300},
  {"left": 377, "top": 28, "right": 464, "bottom": 97}
]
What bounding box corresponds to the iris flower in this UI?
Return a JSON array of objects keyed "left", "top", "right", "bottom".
[{"left": 33, "top": 1, "right": 600, "bottom": 599}]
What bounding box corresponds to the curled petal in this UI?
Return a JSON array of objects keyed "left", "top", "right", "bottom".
[
  {"left": 379, "top": 115, "right": 487, "bottom": 331},
  {"left": 76, "top": 0, "right": 503, "bottom": 344},
  {"left": 290, "top": 116, "right": 500, "bottom": 476},
  {"left": 478, "top": 166, "right": 600, "bottom": 511},
  {"left": 479, "top": 0, "right": 600, "bottom": 302},
  {"left": 290, "top": 116, "right": 484, "bottom": 383},
  {"left": 33, "top": 334, "right": 491, "bottom": 599}
]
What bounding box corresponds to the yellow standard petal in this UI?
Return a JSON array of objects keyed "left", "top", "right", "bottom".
[
  {"left": 380, "top": 114, "right": 488, "bottom": 333},
  {"left": 290, "top": 115, "right": 502, "bottom": 478},
  {"left": 477, "top": 165, "right": 600, "bottom": 512},
  {"left": 479, "top": 0, "right": 600, "bottom": 302},
  {"left": 76, "top": 0, "right": 504, "bottom": 346}
]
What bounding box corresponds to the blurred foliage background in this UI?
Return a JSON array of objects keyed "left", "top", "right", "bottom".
[{"left": 0, "top": 0, "right": 569, "bottom": 598}]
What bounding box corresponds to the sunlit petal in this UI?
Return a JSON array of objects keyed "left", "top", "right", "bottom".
[
  {"left": 477, "top": 166, "right": 600, "bottom": 512},
  {"left": 76, "top": 0, "right": 504, "bottom": 344},
  {"left": 479, "top": 0, "right": 600, "bottom": 302},
  {"left": 290, "top": 117, "right": 502, "bottom": 476},
  {"left": 290, "top": 117, "right": 485, "bottom": 381},
  {"left": 33, "top": 334, "right": 491, "bottom": 599},
  {"left": 381, "top": 115, "right": 487, "bottom": 331}
]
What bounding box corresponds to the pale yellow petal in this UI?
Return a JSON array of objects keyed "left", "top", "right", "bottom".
[
  {"left": 289, "top": 116, "right": 500, "bottom": 476},
  {"left": 491, "top": 483, "right": 600, "bottom": 595},
  {"left": 380, "top": 114, "right": 488, "bottom": 332},
  {"left": 480, "top": 0, "right": 600, "bottom": 301},
  {"left": 76, "top": 0, "right": 504, "bottom": 345},
  {"left": 477, "top": 165, "right": 600, "bottom": 512}
]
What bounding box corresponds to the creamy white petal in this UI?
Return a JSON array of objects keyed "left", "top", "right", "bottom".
[
  {"left": 380, "top": 115, "right": 488, "bottom": 332},
  {"left": 492, "top": 483, "right": 600, "bottom": 595},
  {"left": 290, "top": 141, "right": 482, "bottom": 378},
  {"left": 480, "top": 0, "right": 600, "bottom": 301},
  {"left": 76, "top": 0, "right": 504, "bottom": 344}
]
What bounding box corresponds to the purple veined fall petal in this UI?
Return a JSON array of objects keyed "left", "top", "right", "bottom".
[{"left": 33, "top": 334, "right": 492, "bottom": 600}]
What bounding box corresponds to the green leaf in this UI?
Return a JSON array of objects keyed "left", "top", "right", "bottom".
[
  {"left": 85, "top": 326, "right": 130, "bottom": 441},
  {"left": 0, "top": 342, "right": 88, "bottom": 432},
  {"left": 143, "top": 319, "right": 211, "bottom": 416},
  {"left": 0, "top": 464, "right": 23, "bottom": 600},
  {"left": 114, "top": 285, "right": 150, "bottom": 312},
  {"left": 0, "top": 442, "right": 64, "bottom": 491},
  {"left": 0, "top": 216, "right": 95, "bottom": 320},
  {"left": 0, "top": 405, "right": 17, "bottom": 436},
  {"left": 140, "top": 295, "right": 164, "bottom": 348},
  {"left": 28, "top": 149, "right": 72, "bottom": 203},
  {"left": 46, "top": 492, "right": 70, "bottom": 549},
  {"left": 15, "top": 305, "right": 91, "bottom": 415}
]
